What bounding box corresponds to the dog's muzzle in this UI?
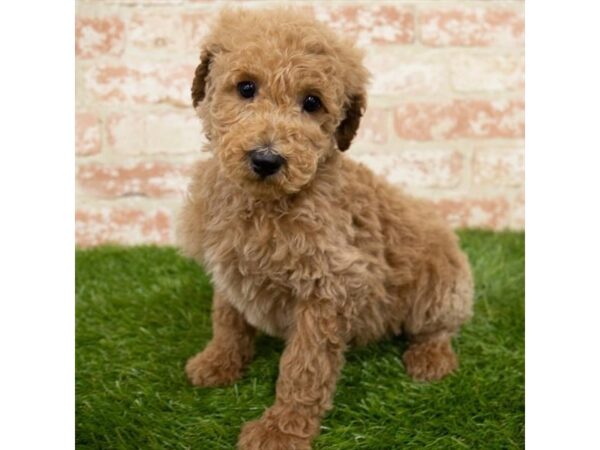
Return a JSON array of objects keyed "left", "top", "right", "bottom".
[{"left": 248, "top": 148, "right": 285, "bottom": 178}]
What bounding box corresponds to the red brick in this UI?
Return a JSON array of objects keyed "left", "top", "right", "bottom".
[
  {"left": 182, "top": 12, "right": 216, "bottom": 52},
  {"left": 393, "top": 99, "right": 524, "bottom": 141},
  {"left": 76, "top": 112, "right": 101, "bottom": 156},
  {"left": 352, "top": 149, "right": 463, "bottom": 188},
  {"left": 106, "top": 110, "right": 206, "bottom": 155},
  {"left": 76, "top": 16, "right": 124, "bottom": 58},
  {"left": 127, "top": 12, "right": 183, "bottom": 53},
  {"left": 76, "top": 207, "right": 173, "bottom": 247},
  {"left": 450, "top": 53, "right": 525, "bottom": 92},
  {"left": 472, "top": 146, "right": 524, "bottom": 187},
  {"left": 510, "top": 190, "right": 525, "bottom": 229},
  {"left": 356, "top": 107, "right": 389, "bottom": 145},
  {"left": 366, "top": 50, "right": 447, "bottom": 96},
  {"left": 420, "top": 6, "right": 524, "bottom": 47},
  {"left": 105, "top": 113, "right": 144, "bottom": 154},
  {"left": 84, "top": 63, "right": 195, "bottom": 106},
  {"left": 315, "top": 4, "right": 414, "bottom": 46},
  {"left": 434, "top": 197, "right": 511, "bottom": 229},
  {"left": 86, "top": 0, "right": 183, "bottom": 4},
  {"left": 77, "top": 162, "right": 189, "bottom": 198}
]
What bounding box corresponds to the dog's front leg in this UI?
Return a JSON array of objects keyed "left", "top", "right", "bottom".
[
  {"left": 186, "top": 290, "right": 256, "bottom": 387},
  {"left": 238, "top": 298, "right": 347, "bottom": 450}
]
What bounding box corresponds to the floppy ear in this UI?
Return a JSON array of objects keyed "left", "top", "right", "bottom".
[
  {"left": 335, "top": 92, "right": 366, "bottom": 152},
  {"left": 191, "top": 49, "right": 213, "bottom": 108}
]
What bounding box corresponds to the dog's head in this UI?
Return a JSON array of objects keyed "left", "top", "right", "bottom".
[{"left": 192, "top": 8, "right": 369, "bottom": 198}]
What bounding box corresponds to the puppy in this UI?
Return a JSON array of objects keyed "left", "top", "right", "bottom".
[{"left": 178, "top": 8, "right": 473, "bottom": 450}]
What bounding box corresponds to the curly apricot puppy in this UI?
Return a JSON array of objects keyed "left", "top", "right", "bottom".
[{"left": 178, "top": 8, "right": 473, "bottom": 450}]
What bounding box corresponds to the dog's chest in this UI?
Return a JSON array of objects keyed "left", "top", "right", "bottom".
[{"left": 202, "top": 208, "right": 320, "bottom": 338}]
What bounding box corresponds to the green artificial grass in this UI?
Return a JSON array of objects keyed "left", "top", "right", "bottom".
[{"left": 76, "top": 230, "right": 524, "bottom": 449}]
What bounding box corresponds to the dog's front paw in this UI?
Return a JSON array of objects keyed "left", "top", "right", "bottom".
[
  {"left": 185, "top": 345, "right": 244, "bottom": 387},
  {"left": 238, "top": 418, "right": 311, "bottom": 450}
]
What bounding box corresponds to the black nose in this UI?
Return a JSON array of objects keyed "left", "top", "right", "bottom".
[{"left": 249, "top": 149, "right": 285, "bottom": 178}]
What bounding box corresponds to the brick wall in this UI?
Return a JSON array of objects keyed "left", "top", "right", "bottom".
[{"left": 75, "top": 0, "right": 525, "bottom": 247}]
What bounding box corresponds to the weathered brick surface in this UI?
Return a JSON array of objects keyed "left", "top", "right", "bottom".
[
  {"left": 450, "top": 52, "right": 525, "bottom": 93},
  {"left": 434, "top": 196, "right": 511, "bottom": 229},
  {"left": 356, "top": 107, "right": 390, "bottom": 145},
  {"left": 77, "top": 162, "right": 189, "bottom": 198},
  {"left": 472, "top": 145, "right": 524, "bottom": 187},
  {"left": 84, "top": 63, "right": 195, "bottom": 105},
  {"left": 76, "top": 112, "right": 102, "bottom": 156},
  {"left": 510, "top": 190, "right": 525, "bottom": 229},
  {"left": 106, "top": 110, "right": 205, "bottom": 155},
  {"left": 420, "top": 6, "right": 524, "bottom": 47},
  {"left": 76, "top": 207, "right": 173, "bottom": 247},
  {"left": 76, "top": 16, "right": 125, "bottom": 58},
  {"left": 182, "top": 12, "right": 216, "bottom": 51},
  {"left": 127, "top": 12, "right": 183, "bottom": 54},
  {"left": 352, "top": 149, "right": 464, "bottom": 189},
  {"left": 366, "top": 50, "right": 448, "bottom": 96},
  {"left": 75, "top": 0, "right": 525, "bottom": 245},
  {"left": 394, "top": 99, "right": 524, "bottom": 141},
  {"left": 315, "top": 4, "right": 414, "bottom": 46}
]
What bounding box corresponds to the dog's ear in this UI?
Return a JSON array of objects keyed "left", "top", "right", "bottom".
[
  {"left": 335, "top": 92, "right": 366, "bottom": 152},
  {"left": 191, "top": 49, "right": 213, "bottom": 108}
]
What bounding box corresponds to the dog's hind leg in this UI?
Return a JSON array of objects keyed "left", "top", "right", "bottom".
[
  {"left": 185, "top": 290, "right": 255, "bottom": 387},
  {"left": 402, "top": 262, "right": 473, "bottom": 382}
]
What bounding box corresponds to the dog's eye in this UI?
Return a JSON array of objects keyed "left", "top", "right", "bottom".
[
  {"left": 303, "top": 95, "right": 321, "bottom": 113},
  {"left": 237, "top": 81, "right": 256, "bottom": 99}
]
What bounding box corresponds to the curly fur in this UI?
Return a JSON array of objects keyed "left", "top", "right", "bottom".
[{"left": 178, "top": 8, "right": 474, "bottom": 449}]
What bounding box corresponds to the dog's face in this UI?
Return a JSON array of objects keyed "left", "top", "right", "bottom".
[{"left": 192, "top": 9, "right": 369, "bottom": 198}]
